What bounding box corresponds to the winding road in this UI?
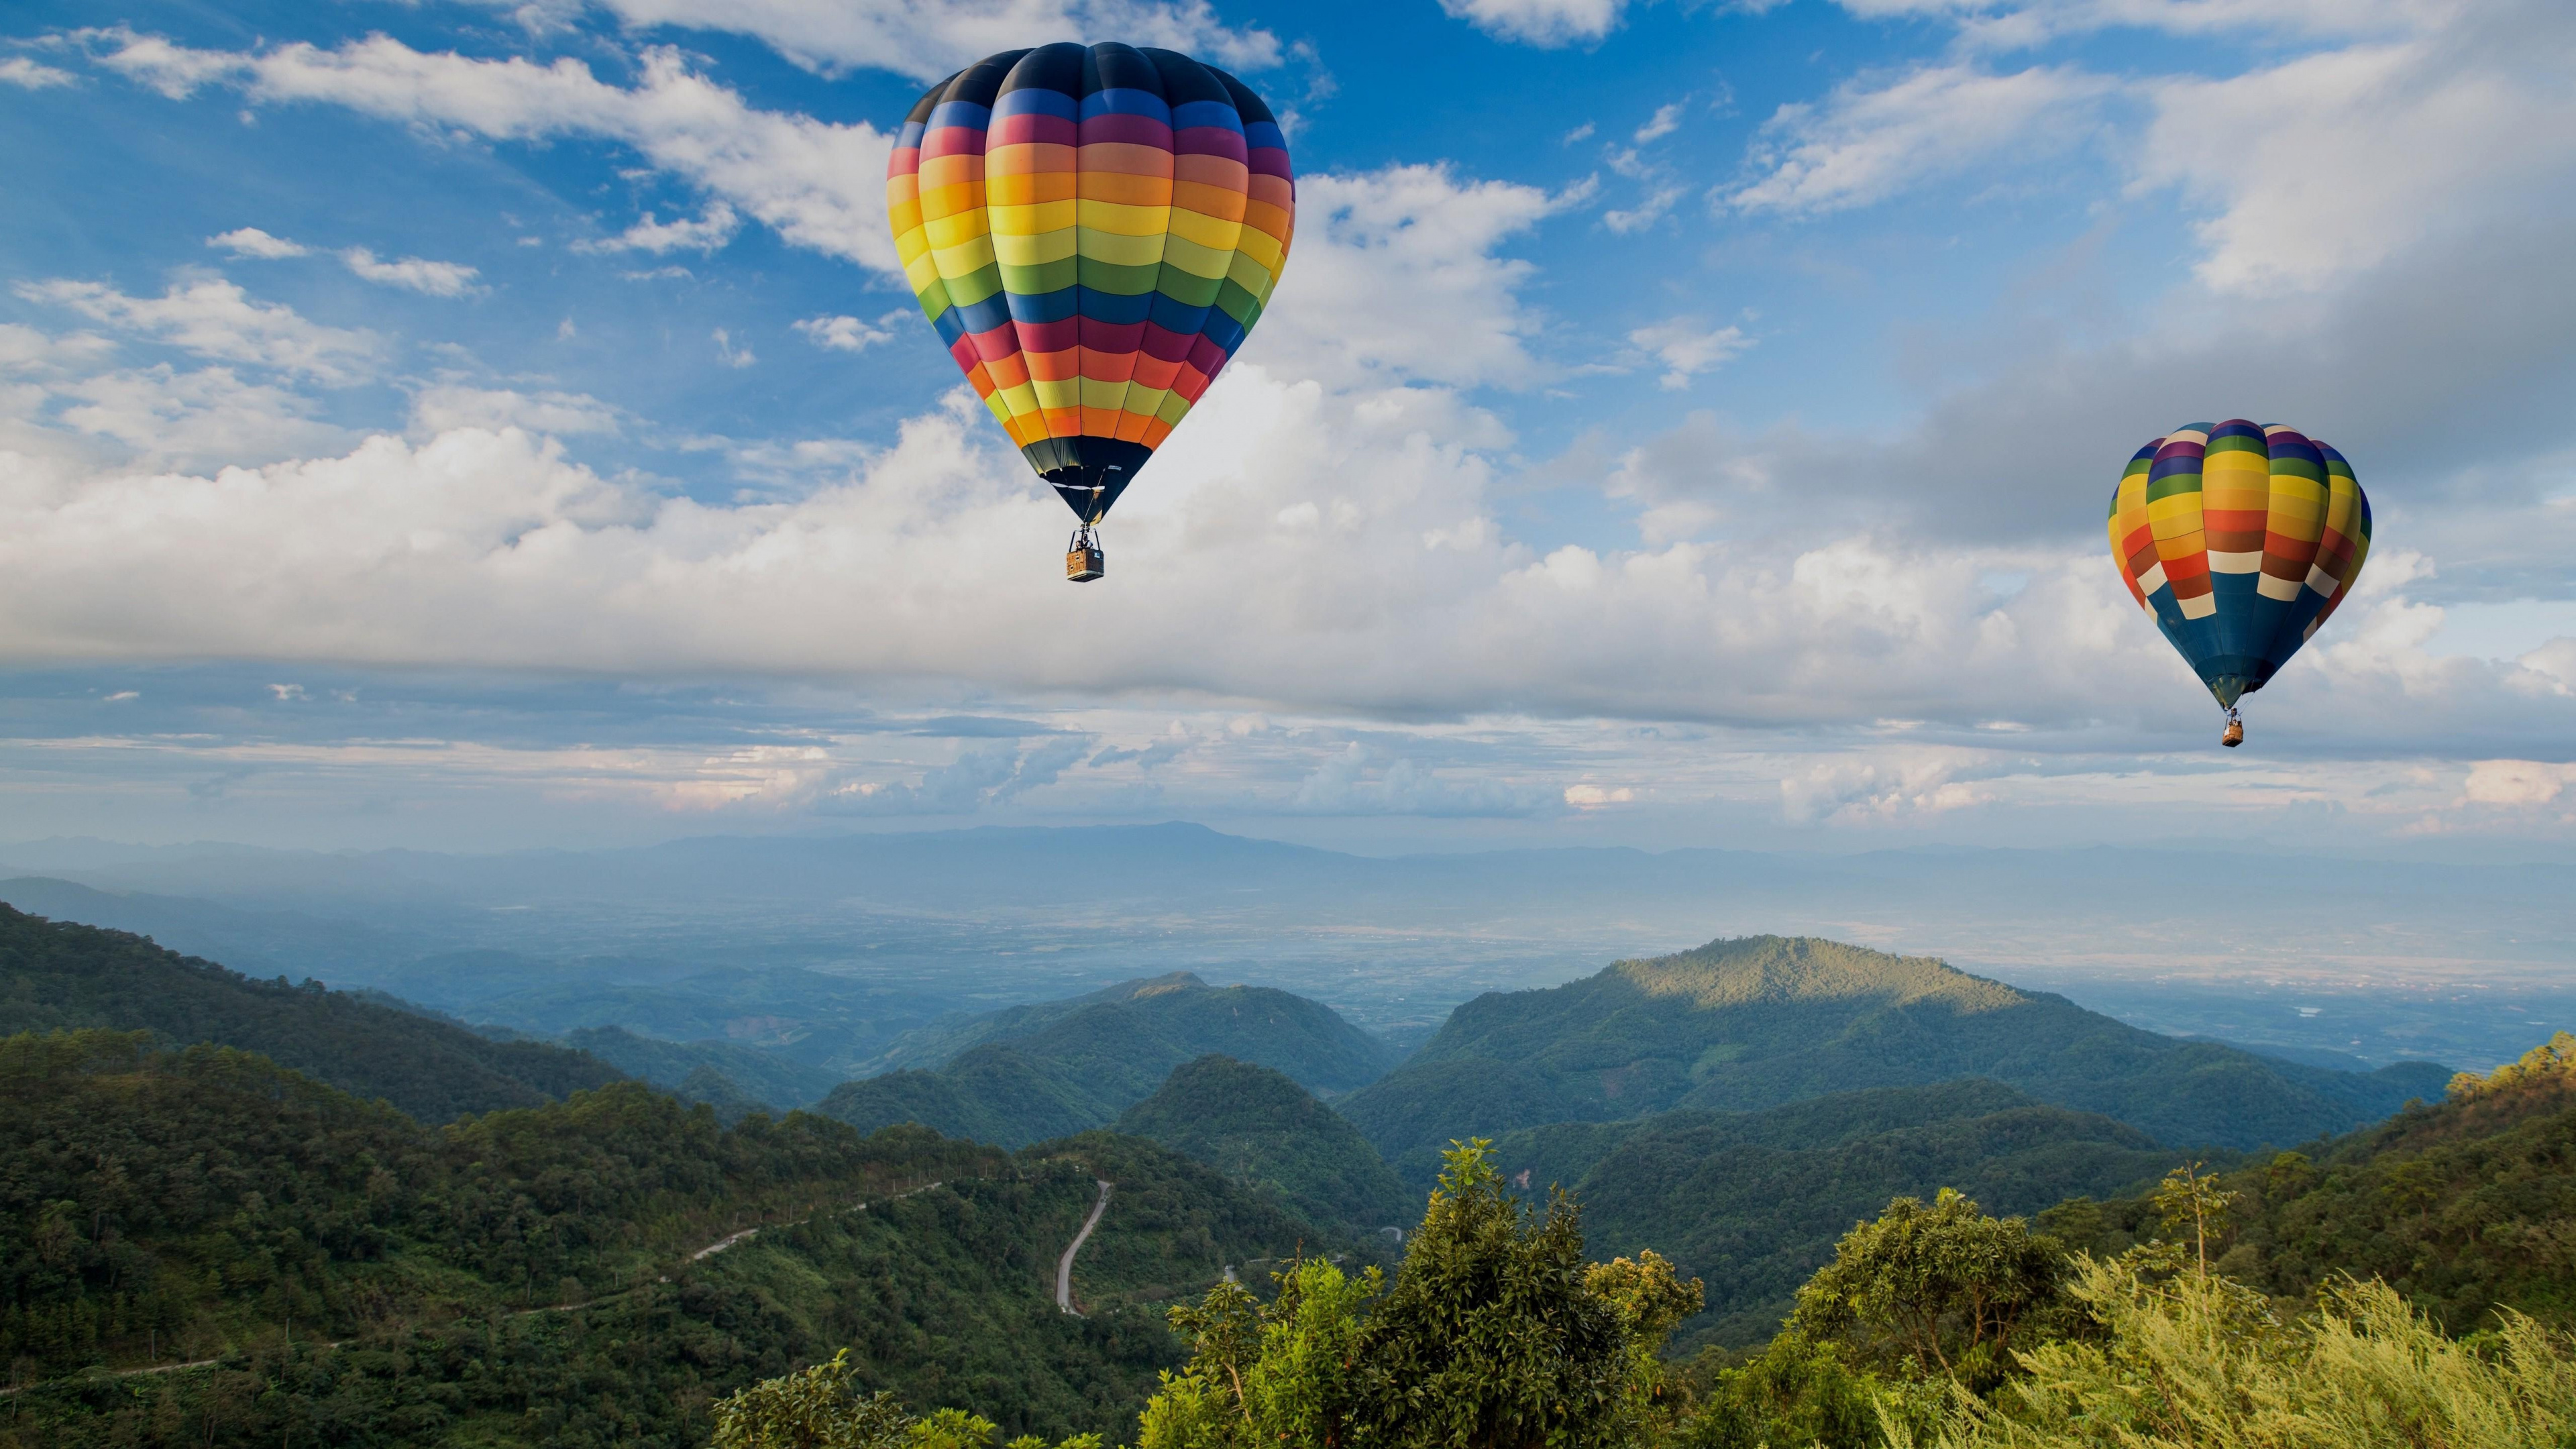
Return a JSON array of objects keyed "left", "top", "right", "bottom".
[{"left": 1056, "top": 1179, "right": 1113, "bottom": 1316}]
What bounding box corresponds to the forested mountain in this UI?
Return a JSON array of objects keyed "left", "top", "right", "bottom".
[
  {"left": 2045, "top": 1030, "right": 2576, "bottom": 1334},
  {"left": 561, "top": 1024, "right": 845, "bottom": 1112},
  {"left": 0, "top": 904, "right": 623, "bottom": 1120},
  {"left": 1339, "top": 935, "right": 2451, "bottom": 1164},
  {"left": 816, "top": 974, "right": 1397, "bottom": 1148},
  {"left": 1116, "top": 1055, "right": 1417, "bottom": 1234},
  {"left": 0, "top": 1028, "right": 1324, "bottom": 1447},
  {"left": 1485, "top": 1079, "right": 2180, "bottom": 1346},
  {"left": 861, "top": 971, "right": 1399, "bottom": 1089}
]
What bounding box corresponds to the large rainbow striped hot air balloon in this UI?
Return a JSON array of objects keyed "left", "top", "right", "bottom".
[
  {"left": 885, "top": 43, "right": 1296, "bottom": 581},
  {"left": 2108, "top": 421, "right": 2372, "bottom": 746}
]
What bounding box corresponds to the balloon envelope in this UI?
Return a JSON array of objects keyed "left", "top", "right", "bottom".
[
  {"left": 2107, "top": 420, "right": 2372, "bottom": 710},
  {"left": 885, "top": 43, "right": 1296, "bottom": 523}
]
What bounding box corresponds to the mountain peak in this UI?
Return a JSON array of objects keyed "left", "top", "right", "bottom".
[
  {"left": 1612, "top": 935, "right": 2026, "bottom": 1014},
  {"left": 1108, "top": 971, "right": 1209, "bottom": 1000}
]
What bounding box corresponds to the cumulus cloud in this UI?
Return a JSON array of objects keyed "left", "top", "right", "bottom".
[
  {"left": 1603, "top": 184, "right": 1686, "bottom": 234},
  {"left": 1287, "top": 743, "right": 1562, "bottom": 817},
  {"left": 568, "top": 0, "right": 1281, "bottom": 83},
  {"left": 1838, "top": 0, "right": 2464, "bottom": 51},
  {"left": 822, "top": 735, "right": 1092, "bottom": 814},
  {"left": 339, "top": 248, "right": 482, "bottom": 297},
  {"left": 574, "top": 202, "right": 741, "bottom": 255},
  {"left": 205, "top": 228, "right": 481, "bottom": 294},
  {"left": 0, "top": 56, "right": 80, "bottom": 90},
  {"left": 1440, "top": 0, "right": 1627, "bottom": 46},
  {"left": 83, "top": 28, "right": 903, "bottom": 273},
  {"left": 13, "top": 276, "right": 379, "bottom": 384},
  {"left": 1781, "top": 747, "right": 1999, "bottom": 824},
  {"left": 1725, "top": 62, "right": 2114, "bottom": 215},
  {"left": 1633, "top": 100, "right": 1685, "bottom": 143},
  {"left": 712, "top": 329, "right": 756, "bottom": 368},
  {"left": 207, "top": 227, "right": 310, "bottom": 259},
  {"left": 794, "top": 312, "right": 906, "bottom": 353},
  {"left": 2133, "top": 0, "right": 2576, "bottom": 292},
  {"left": 1626, "top": 317, "right": 1752, "bottom": 389},
  {"left": 1254, "top": 165, "right": 1570, "bottom": 390},
  {"left": 409, "top": 385, "right": 621, "bottom": 437},
  {"left": 50, "top": 365, "right": 352, "bottom": 466}
]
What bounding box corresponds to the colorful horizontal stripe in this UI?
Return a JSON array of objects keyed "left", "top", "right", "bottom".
[
  {"left": 886, "top": 42, "right": 1295, "bottom": 523},
  {"left": 2107, "top": 419, "right": 2372, "bottom": 710}
]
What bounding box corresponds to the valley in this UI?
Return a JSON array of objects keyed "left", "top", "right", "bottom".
[{"left": 1, "top": 880, "right": 2569, "bottom": 1448}]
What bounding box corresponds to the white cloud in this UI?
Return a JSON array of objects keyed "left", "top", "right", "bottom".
[
  {"left": 1440, "top": 0, "right": 1627, "bottom": 46},
  {"left": 795, "top": 312, "right": 906, "bottom": 353},
  {"left": 1837, "top": 0, "right": 2462, "bottom": 50},
  {"left": 1287, "top": 743, "right": 1562, "bottom": 817},
  {"left": 207, "top": 227, "right": 310, "bottom": 259},
  {"left": 52, "top": 365, "right": 351, "bottom": 466},
  {"left": 2459, "top": 759, "right": 2576, "bottom": 808},
  {"left": 83, "top": 30, "right": 903, "bottom": 274},
  {"left": 14, "top": 276, "right": 378, "bottom": 384},
  {"left": 1782, "top": 747, "right": 1998, "bottom": 824},
  {"left": 1725, "top": 62, "right": 2114, "bottom": 215},
  {"left": 1254, "top": 164, "right": 1570, "bottom": 390},
  {"left": 712, "top": 329, "right": 756, "bottom": 368},
  {"left": 822, "top": 735, "right": 1091, "bottom": 815},
  {"left": 572, "top": 0, "right": 1281, "bottom": 83},
  {"left": 1604, "top": 184, "right": 1686, "bottom": 234},
  {"left": 409, "top": 384, "right": 621, "bottom": 436},
  {"left": 2133, "top": 0, "right": 2576, "bottom": 292},
  {"left": 1562, "top": 782, "right": 1635, "bottom": 808},
  {"left": 574, "top": 202, "right": 741, "bottom": 255},
  {"left": 1, "top": 57, "right": 81, "bottom": 90},
  {"left": 339, "top": 248, "right": 482, "bottom": 297},
  {"left": 1633, "top": 100, "right": 1684, "bottom": 144},
  {"left": 1626, "top": 317, "right": 1752, "bottom": 389},
  {"left": 0, "top": 323, "right": 115, "bottom": 375}
]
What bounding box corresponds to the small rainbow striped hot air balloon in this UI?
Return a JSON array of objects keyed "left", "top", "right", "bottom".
[
  {"left": 885, "top": 43, "right": 1296, "bottom": 581},
  {"left": 2108, "top": 421, "right": 2373, "bottom": 747}
]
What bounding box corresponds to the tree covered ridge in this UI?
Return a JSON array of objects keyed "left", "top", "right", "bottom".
[
  {"left": 1338, "top": 934, "right": 2453, "bottom": 1160},
  {"left": 2042, "top": 1028, "right": 2576, "bottom": 1336},
  {"left": 820, "top": 979, "right": 1399, "bottom": 1150},
  {"left": 1115, "top": 1055, "right": 1416, "bottom": 1234},
  {"left": 0, "top": 902, "right": 623, "bottom": 1121}
]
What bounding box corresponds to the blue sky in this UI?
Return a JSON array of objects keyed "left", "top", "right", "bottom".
[{"left": 2, "top": 0, "right": 2573, "bottom": 857}]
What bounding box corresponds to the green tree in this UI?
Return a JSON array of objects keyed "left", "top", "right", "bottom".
[
  {"left": 1676, "top": 1333, "right": 1893, "bottom": 1449},
  {"left": 710, "top": 1350, "right": 916, "bottom": 1449},
  {"left": 1142, "top": 1256, "right": 1379, "bottom": 1449},
  {"left": 1584, "top": 1250, "right": 1705, "bottom": 1440},
  {"left": 1907, "top": 1256, "right": 2576, "bottom": 1449},
  {"left": 1340, "top": 1140, "right": 1638, "bottom": 1449},
  {"left": 2147, "top": 1162, "right": 2240, "bottom": 1278},
  {"left": 1791, "top": 1188, "right": 2066, "bottom": 1391}
]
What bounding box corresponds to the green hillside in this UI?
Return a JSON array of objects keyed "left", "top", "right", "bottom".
[
  {"left": 0, "top": 903, "right": 623, "bottom": 1121},
  {"left": 1339, "top": 935, "right": 2450, "bottom": 1163},
  {"left": 1485, "top": 1079, "right": 2180, "bottom": 1346},
  {"left": 817, "top": 974, "right": 1399, "bottom": 1148},
  {"left": 1116, "top": 1055, "right": 1417, "bottom": 1233},
  {"left": 862, "top": 971, "right": 1399, "bottom": 1091},
  {"left": 2044, "top": 1030, "right": 2576, "bottom": 1335},
  {"left": 0, "top": 1028, "right": 1320, "bottom": 1448},
  {"left": 562, "top": 1024, "right": 845, "bottom": 1111}
]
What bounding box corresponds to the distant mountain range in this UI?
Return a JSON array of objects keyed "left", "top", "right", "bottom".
[
  {"left": 815, "top": 973, "right": 1399, "bottom": 1148},
  {"left": 1340, "top": 936, "right": 2453, "bottom": 1167}
]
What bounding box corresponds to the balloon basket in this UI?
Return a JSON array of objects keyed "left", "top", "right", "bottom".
[
  {"left": 2221, "top": 711, "right": 2243, "bottom": 748},
  {"left": 1065, "top": 526, "right": 1105, "bottom": 583}
]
